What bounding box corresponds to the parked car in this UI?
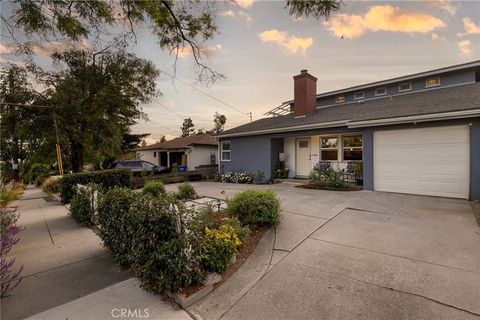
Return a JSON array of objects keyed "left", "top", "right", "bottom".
[{"left": 108, "top": 160, "right": 170, "bottom": 176}]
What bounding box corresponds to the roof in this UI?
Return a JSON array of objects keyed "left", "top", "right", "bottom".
[
  {"left": 218, "top": 82, "right": 480, "bottom": 137},
  {"left": 285, "top": 60, "right": 480, "bottom": 104},
  {"left": 135, "top": 134, "right": 218, "bottom": 151}
]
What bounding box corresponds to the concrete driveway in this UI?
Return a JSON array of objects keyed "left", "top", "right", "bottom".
[{"left": 170, "top": 182, "right": 480, "bottom": 320}]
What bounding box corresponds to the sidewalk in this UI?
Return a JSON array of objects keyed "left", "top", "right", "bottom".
[{"left": 1, "top": 187, "right": 189, "bottom": 320}]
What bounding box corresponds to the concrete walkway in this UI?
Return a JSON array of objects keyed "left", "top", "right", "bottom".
[
  {"left": 1, "top": 187, "right": 192, "bottom": 320},
  {"left": 166, "top": 182, "right": 480, "bottom": 320}
]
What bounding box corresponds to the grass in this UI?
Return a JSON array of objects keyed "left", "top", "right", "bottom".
[{"left": 0, "top": 183, "right": 24, "bottom": 208}]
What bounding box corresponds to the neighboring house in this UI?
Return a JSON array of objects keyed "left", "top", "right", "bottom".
[
  {"left": 135, "top": 134, "right": 218, "bottom": 170},
  {"left": 217, "top": 61, "right": 480, "bottom": 200}
]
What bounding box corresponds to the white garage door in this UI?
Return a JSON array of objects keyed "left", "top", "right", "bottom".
[{"left": 374, "top": 125, "right": 469, "bottom": 199}]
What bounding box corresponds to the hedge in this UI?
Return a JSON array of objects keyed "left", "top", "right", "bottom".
[
  {"left": 59, "top": 169, "right": 132, "bottom": 203},
  {"left": 228, "top": 189, "right": 281, "bottom": 227}
]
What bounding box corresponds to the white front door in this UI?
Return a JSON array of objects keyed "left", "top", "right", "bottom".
[
  {"left": 374, "top": 125, "right": 469, "bottom": 199},
  {"left": 296, "top": 138, "right": 311, "bottom": 177}
]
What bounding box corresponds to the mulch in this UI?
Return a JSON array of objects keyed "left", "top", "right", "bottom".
[{"left": 295, "top": 183, "right": 363, "bottom": 191}]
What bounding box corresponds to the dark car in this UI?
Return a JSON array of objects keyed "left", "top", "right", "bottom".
[{"left": 108, "top": 160, "right": 170, "bottom": 176}]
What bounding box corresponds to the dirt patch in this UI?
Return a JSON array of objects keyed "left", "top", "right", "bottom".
[{"left": 295, "top": 183, "right": 363, "bottom": 191}]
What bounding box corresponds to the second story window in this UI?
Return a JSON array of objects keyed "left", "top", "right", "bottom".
[
  {"left": 336, "top": 95, "right": 345, "bottom": 103},
  {"left": 398, "top": 82, "right": 412, "bottom": 92},
  {"left": 375, "top": 87, "right": 387, "bottom": 96},
  {"left": 426, "top": 77, "right": 441, "bottom": 87},
  {"left": 354, "top": 91, "right": 364, "bottom": 100}
]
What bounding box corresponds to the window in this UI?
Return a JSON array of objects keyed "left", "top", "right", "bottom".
[
  {"left": 354, "top": 91, "right": 364, "bottom": 100},
  {"left": 221, "top": 141, "right": 231, "bottom": 161},
  {"left": 375, "top": 87, "right": 387, "bottom": 96},
  {"left": 343, "top": 135, "right": 363, "bottom": 161},
  {"left": 299, "top": 140, "right": 309, "bottom": 148},
  {"left": 398, "top": 82, "right": 412, "bottom": 92},
  {"left": 336, "top": 95, "right": 345, "bottom": 103},
  {"left": 321, "top": 137, "right": 338, "bottom": 160},
  {"left": 426, "top": 77, "right": 440, "bottom": 87},
  {"left": 153, "top": 151, "right": 157, "bottom": 157}
]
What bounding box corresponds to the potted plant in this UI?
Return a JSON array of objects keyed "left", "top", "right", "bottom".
[{"left": 353, "top": 161, "right": 363, "bottom": 186}]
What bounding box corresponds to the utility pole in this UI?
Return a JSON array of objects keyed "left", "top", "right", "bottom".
[{"left": 248, "top": 112, "right": 252, "bottom": 122}]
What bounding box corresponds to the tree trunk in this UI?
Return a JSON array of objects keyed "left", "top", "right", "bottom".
[{"left": 70, "top": 141, "right": 84, "bottom": 173}]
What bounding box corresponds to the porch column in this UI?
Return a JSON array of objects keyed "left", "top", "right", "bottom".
[{"left": 167, "top": 151, "right": 170, "bottom": 167}]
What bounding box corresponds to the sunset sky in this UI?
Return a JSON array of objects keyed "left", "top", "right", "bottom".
[{"left": 1, "top": 0, "right": 479, "bottom": 144}]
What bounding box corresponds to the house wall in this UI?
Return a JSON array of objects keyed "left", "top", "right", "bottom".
[
  {"left": 136, "top": 150, "right": 160, "bottom": 165},
  {"left": 186, "top": 145, "right": 217, "bottom": 170},
  {"left": 362, "top": 117, "right": 480, "bottom": 200}
]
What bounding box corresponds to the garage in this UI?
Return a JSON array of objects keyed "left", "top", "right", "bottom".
[{"left": 374, "top": 125, "right": 470, "bottom": 199}]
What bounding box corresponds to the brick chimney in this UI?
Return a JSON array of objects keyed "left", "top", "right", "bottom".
[{"left": 293, "top": 69, "right": 317, "bottom": 117}]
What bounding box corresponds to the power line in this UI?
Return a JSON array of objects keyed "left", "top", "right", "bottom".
[
  {"left": 158, "top": 69, "right": 251, "bottom": 118},
  {"left": 151, "top": 97, "right": 185, "bottom": 120}
]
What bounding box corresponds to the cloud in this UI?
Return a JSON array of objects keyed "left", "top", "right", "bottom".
[
  {"left": 457, "top": 17, "right": 480, "bottom": 36},
  {"left": 458, "top": 40, "right": 473, "bottom": 57},
  {"left": 219, "top": 10, "right": 236, "bottom": 18},
  {"left": 31, "top": 39, "right": 92, "bottom": 58},
  {"left": 237, "top": 11, "right": 252, "bottom": 26},
  {"left": 177, "top": 45, "right": 224, "bottom": 59},
  {"left": 258, "top": 29, "right": 313, "bottom": 54},
  {"left": 235, "top": 0, "right": 254, "bottom": 9},
  {"left": 323, "top": 5, "right": 445, "bottom": 39},
  {"left": 427, "top": 0, "right": 457, "bottom": 16},
  {"left": 0, "top": 43, "right": 15, "bottom": 55}
]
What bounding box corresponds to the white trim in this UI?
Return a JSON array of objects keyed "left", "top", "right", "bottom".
[
  {"left": 220, "top": 141, "right": 231, "bottom": 162},
  {"left": 320, "top": 136, "right": 339, "bottom": 161},
  {"left": 398, "top": 82, "right": 412, "bottom": 92},
  {"left": 216, "top": 120, "right": 348, "bottom": 138},
  {"left": 347, "top": 109, "right": 480, "bottom": 128},
  {"left": 353, "top": 91, "right": 364, "bottom": 100},
  {"left": 375, "top": 87, "right": 387, "bottom": 96},
  {"left": 425, "top": 76, "right": 441, "bottom": 88}
]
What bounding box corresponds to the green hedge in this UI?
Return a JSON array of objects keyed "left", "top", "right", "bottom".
[
  {"left": 59, "top": 169, "right": 132, "bottom": 203},
  {"left": 228, "top": 189, "right": 281, "bottom": 227},
  {"left": 70, "top": 184, "right": 97, "bottom": 226}
]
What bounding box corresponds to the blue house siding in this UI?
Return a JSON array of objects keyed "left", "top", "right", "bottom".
[{"left": 362, "top": 129, "right": 374, "bottom": 191}]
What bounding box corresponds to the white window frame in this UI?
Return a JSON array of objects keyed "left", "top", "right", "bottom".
[
  {"left": 336, "top": 95, "right": 345, "bottom": 104},
  {"left": 320, "top": 136, "right": 339, "bottom": 161},
  {"left": 398, "top": 82, "right": 412, "bottom": 92},
  {"left": 425, "top": 77, "right": 441, "bottom": 88},
  {"left": 342, "top": 135, "right": 363, "bottom": 161},
  {"left": 375, "top": 87, "right": 387, "bottom": 96},
  {"left": 220, "top": 141, "right": 231, "bottom": 162},
  {"left": 353, "top": 91, "right": 364, "bottom": 100}
]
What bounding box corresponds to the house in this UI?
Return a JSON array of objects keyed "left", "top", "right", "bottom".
[
  {"left": 217, "top": 61, "right": 480, "bottom": 200},
  {"left": 135, "top": 134, "right": 218, "bottom": 170}
]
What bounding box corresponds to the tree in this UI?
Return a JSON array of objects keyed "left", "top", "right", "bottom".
[
  {"left": 160, "top": 136, "right": 167, "bottom": 143},
  {"left": 285, "top": 0, "right": 342, "bottom": 19},
  {"left": 180, "top": 118, "right": 195, "bottom": 138},
  {"left": 212, "top": 112, "right": 226, "bottom": 134},
  {"left": 37, "top": 49, "right": 159, "bottom": 172}
]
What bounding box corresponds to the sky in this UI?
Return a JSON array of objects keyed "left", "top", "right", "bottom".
[{"left": 1, "top": 0, "right": 479, "bottom": 144}]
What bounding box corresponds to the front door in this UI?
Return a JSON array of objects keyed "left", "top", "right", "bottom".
[{"left": 296, "top": 138, "right": 311, "bottom": 177}]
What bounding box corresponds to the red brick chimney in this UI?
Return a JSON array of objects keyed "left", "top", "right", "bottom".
[{"left": 293, "top": 69, "right": 317, "bottom": 117}]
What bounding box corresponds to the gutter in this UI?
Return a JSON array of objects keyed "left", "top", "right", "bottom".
[
  {"left": 216, "top": 120, "right": 349, "bottom": 138},
  {"left": 347, "top": 109, "right": 480, "bottom": 128}
]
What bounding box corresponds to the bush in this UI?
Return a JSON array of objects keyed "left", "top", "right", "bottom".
[
  {"left": 129, "top": 197, "right": 205, "bottom": 293},
  {"left": 176, "top": 182, "right": 197, "bottom": 200},
  {"left": 202, "top": 225, "right": 242, "bottom": 273},
  {"left": 142, "top": 181, "right": 166, "bottom": 198},
  {"left": 41, "top": 176, "right": 60, "bottom": 194},
  {"left": 252, "top": 171, "right": 265, "bottom": 184},
  {"left": 59, "top": 169, "right": 132, "bottom": 203},
  {"left": 70, "top": 184, "right": 97, "bottom": 226},
  {"left": 310, "top": 164, "right": 345, "bottom": 190},
  {"left": 23, "top": 164, "right": 50, "bottom": 185},
  {"left": 97, "top": 187, "right": 138, "bottom": 265},
  {"left": 222, "top": 217, "right": 250, "bottom": 242},
  {"left": 228, "top": 189, "right": 281, "bottom": 227}
]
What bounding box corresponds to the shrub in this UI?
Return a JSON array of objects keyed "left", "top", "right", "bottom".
[
  {"left": 273, "top": 162, "right": 289, "bottom": 179},
  {"left": 202, "top": 225, "right": 242, "bottom": 273},
  {"left": 130, "top": 197, "right": 205, "bottom": 293},
  {"left": 252, "top": 171, "right": 265, "bottom": 184},
  {"left": 310, "top": 164, "right": 345, "bottom": 190},
  {"left": 222, "top": 217, "right": 250, "bottom": 242},
  {"left": 228, "top": 189, "right": 281, "bottom": 227},
  {"left": 142, "top": 181, "right": 166, "bottom": 198},
  {"left": 59, "top": 169, "right": 132, "bottom": 203},
  {"left": 1, "top": 208, "right": 25, "bottom": 297},
  {"left": 0, "top": 184, "right": 19, "bottom": 208},
  {"left": 97, "top": 187, "right": 138, "bottom": 265},
  {"left": 220, "top": 171, "right": 253, "bottom": 184},
  {"left": 176, "top": 182, "right": 197, "bottom": 200},
  {"left": 41, "top": 176, "right": 60, "bottom": 194},
  {"left": 23, "top": 164, "right": 50, "bottom": 185},
  {"left": 70, "top": 184, "right": 98, "bottom": 226}
]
